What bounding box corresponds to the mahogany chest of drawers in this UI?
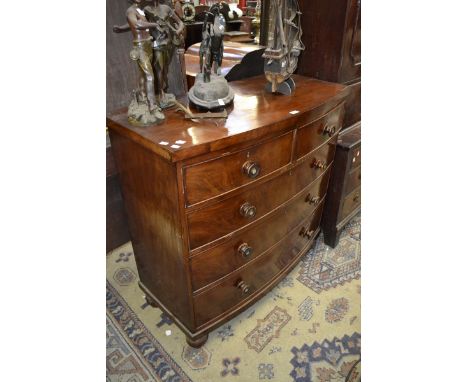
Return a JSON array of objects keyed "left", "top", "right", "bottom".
[
  {"left": 107, "top": 75, "right": 349, "bottom": 347},
  {"left": 321, "top": 122, "right": 361, "bottom": 247}
]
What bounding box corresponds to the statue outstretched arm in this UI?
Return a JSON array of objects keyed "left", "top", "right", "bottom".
[{"left": 113, "top": 23, "right": 131, "bottom": 33}]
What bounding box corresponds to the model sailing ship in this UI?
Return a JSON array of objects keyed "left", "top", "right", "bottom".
[{"left": 263, "top": 0, "right": 305, "bottom": 95}]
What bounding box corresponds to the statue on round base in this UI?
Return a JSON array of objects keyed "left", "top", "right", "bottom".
[
  {"left": 188, "top": 73, "right": 234, "bottom": 109},
  {"left": 188, "top": 4, "right": 234, "bottom": 110}
]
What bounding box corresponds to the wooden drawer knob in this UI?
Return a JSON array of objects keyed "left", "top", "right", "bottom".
[
  {"left": 323, "top": 124, "right": 336, "bottom": 137},
  {"left": 236, "top": 280, "right": 251, "bottom": 294},
  {"left": 299, "top": 226, "right": 314, "bottom": 239},
  {"left": 243, "top": 161, "right": 261, "bottom": 179},
  {"left": 311, "top": 159, "right": 326, "bottom": 170},
  {"left": 306, "top": 193, "right": 320, "bottom": 205},
  {"left": 240, "top": 202, "right": 257, "bottom": 218},
  {"left": 238, "top": 243, "right": 253, "bottom": 258},
  {"left": 353, "top": 194, "right": 359, "bottom": 203}
]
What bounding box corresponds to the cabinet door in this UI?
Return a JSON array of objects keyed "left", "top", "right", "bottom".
[{"left": 340, "top": 0, "right": 361, "bottom": 83}]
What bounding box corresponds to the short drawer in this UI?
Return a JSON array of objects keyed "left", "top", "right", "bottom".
[
  {"left": 184, "top": 132, "right": 293, "bottom": 205},
  {"left": 190, "top": 185, "right": 328, "bottom": 291},
  {"left": 295, "top": 103, "right": 344, "bottom": 160},
  {"left": 192, "top": 212, "right": 321, "bottom": 326},
  {"left": 339, "top": 186, "right": 361, "bottom": 222},
  {"left": 187, "top": 137, "right": 338, "bottom": 249},
  {"left": 345, "top": 166, "right": 361, "bottom": 195},
  {"left": 350, "top": 145, "right": 361, "bottom": 171}
]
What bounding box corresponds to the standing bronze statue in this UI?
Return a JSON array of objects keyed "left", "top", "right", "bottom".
[
  {"left": 113, "top": 0, "right": 165, "bottom": 126},
  {"left": 144, "top": 0, "right": 185, "bottom": 108},
  {"left": 188, "top": 4, "right": 234, "bottom": 110},
  {"left": 199, "top": 5, "right": 225, "bottom": 83}
]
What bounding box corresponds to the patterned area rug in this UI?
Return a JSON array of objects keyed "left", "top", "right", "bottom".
[{"left": 106, "top": 214, "right": 361, "bottom": 382}]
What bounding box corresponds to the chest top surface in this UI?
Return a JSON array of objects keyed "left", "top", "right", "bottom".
[{"left": 106, "top": 75, "right": 349, "bottom": 162}]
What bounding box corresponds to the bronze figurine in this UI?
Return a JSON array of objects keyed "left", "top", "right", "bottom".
[
  {"left": 113, "top": 0, "right": 165, "bottom": 126},
  {"left": 188, "top": 4, "right": 234, "bottom": 109},
  {"left": 144, "top": 0, "right": 185, "bottom": 108}
]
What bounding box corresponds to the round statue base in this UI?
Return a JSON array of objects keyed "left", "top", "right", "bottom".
[{"left": 188, "top": 73, "right": 234, "bottom": 110}]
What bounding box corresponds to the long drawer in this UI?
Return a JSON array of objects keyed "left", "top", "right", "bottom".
[
  {"left": 295, "top": 103, "right": 344, "bottom": 160},
  {"left": 339, "top": 186, "right": 361, "bottom": 222},
  {"left": 192, "top": 211, "right": 322, "bottom": 326},
  {"left": 187, "top": 137, "right": 338, "bottom": 249},
  {"left": 184, "top": 132, "right": 293, "bottom": 206},
  {"left": 190, "top": 185, "right": 328, "bottom": 291},
  {"left": 345, "top": 165, "right": 361, "bottom": 196}
]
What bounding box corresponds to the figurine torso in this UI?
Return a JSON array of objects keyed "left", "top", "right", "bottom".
[
  {"left": 144, "top": 4, "right": 174, "bottom": 49},
  {"left": 127, "top": 5, "right": 152, "bottom": 41}
]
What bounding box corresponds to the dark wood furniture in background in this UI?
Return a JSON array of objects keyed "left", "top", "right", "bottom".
[
  {"left": 184, "top": 41, "right": 265, "bottom": 88},
  {"left": 296, "top": 0, "right": 361, "bottom": 247},
  {"left": 107, "top": 75, "right": 349, "bottom": 346},
  {"left": 321, "top": 122, "right": 361, "bottom": 247},
  {"left": 296, "top": 0, "right": 361, "bottom": 128}
]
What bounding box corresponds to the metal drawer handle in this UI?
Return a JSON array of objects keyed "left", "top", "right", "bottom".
[
  {"left": 240, "top": 202, "right": 257, "bottom": 218},
  {"left": 243, "top": 161, "right": 261, "bottom": 179},
  {"left": 323, "top": 124, "right": 336, "bottom": 137},
  {"left": 306, "top": 193, "right": 320, "bottom": 205},
  {"left": 236, "top": 280, "right": 251, "bottom": 294},
  {"left": 238, "top": 243, "right": 253, "bottom": 258},
  {"left": 311, "top": 159, "right": 326, "bottom": 170}
]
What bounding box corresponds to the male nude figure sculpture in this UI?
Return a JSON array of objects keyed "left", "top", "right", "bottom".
[{"left": 114, "top": 0, "right": 165, "bottom": 124}]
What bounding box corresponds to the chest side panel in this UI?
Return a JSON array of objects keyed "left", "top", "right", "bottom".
[{"left": 109, "top": 131, "right": 194, "bottom": 330}]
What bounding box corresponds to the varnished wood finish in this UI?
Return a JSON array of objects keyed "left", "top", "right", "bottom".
[
  {"left": 190, "top": 183, "right": 328, "bottom": 292},
  {"left": 295, "top": 104, "right": 345, "bottom": 160},
  {"left": 106, "top": 75, "right": 349, "bottom": 163},
  {"left": 321, "top": 122, "right": 361, "bottom": 248},
  {"left": 187, "top": 137, "right": 338, "bottom": 249},
  {"left": 184, "top": 131, "right": 293, "bottom": 206},
  {"left": 193, "top": 212, "right": 322, "bottom": 327},
  {"left": 107, "top": 75, "right": 347, "bottom": 345},
  {"left": 109, "top": 132, "right": 195, "bottom": 330}
]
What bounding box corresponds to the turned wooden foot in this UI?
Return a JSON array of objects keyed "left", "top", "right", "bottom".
[{"left": 186, "top": 334, "right": 208, "bottom": 348}]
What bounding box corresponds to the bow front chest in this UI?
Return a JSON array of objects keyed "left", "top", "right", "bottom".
[{"left": 107, "top": 75, "right": 349, "bottom": 347}]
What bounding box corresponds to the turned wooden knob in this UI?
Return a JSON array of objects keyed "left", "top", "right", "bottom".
[
  {"left": 323, "top": 124, "right": 336, "bottom": 136},
  {"left": 311, "top": 159, "right": 326, "bottom": 170},
  {"left": 306, "top": 193, "right": 320, "bottom": 205},
  {"left": 236, "top": 280, "right": 251, "bottom": 294},
  {"left": 238, "top": 243, "right": 253, "bottom": 258},
  {"left": 299, "top": 226, "right": 314, "bottom": 239},
  {"left": 243, "top": 161, "right": 261, "bottom": 179},
  {"left": 240, "top": 202, "right": 257, "bottom": 218}
]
